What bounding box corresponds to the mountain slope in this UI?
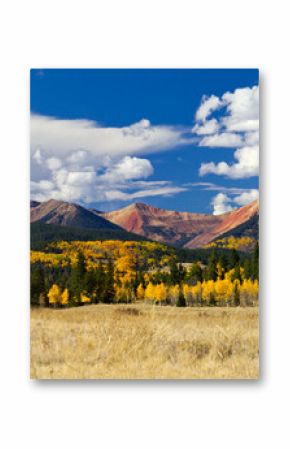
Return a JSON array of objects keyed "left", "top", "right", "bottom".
[
  {"left": 184, "top": 200, "right": 259, "bottom": 248},
  {"left": 30, "top": 221, "right": 149, "bottom": 250},
  {"left": 104, "top": 200, "right": 259, "bottom": 249},
  {"left": 31, "top": 199, "right": 120, "bottom": 230},
  {"left": 104, "top": 202, "right": 224, "bottom": 246}
]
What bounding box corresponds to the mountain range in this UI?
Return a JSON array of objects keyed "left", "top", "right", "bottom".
[
  {"left": 30, "top": 198, "right": 259, "bottom": 249},
  {"left": 102, "top": 200, "right": 259, "bottom": 248}
]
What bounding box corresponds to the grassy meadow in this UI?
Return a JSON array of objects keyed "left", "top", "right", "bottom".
[{"left": 30, "top": 304, "right": 259, "bottom": 379}]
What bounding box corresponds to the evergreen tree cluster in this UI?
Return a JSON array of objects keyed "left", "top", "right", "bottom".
[{"left": 31, "top": 251, "right": 116, "bottom": 306}]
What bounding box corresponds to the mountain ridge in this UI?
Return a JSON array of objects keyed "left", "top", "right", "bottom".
[{"left": 30, "top": 198, "right": 259, "bottom": 249}]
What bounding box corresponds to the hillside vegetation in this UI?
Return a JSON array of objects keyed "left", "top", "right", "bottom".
[{"left": 31, "top": 239, "right": 259, "bottom": 308}]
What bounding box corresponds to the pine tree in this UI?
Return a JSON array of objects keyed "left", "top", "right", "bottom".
[
  {"left": 243, "top": 258, "right": 252, "bottom": 279},
  {"left": 176, "top": 289, "right": 186, "bottom": 307},
  {"left": 205, "top": 250, "right": 218, "bottom": 281},
  {"left": 218, "top": 253, "right": 229, "bottom": 274},
  {"left": 232, "top": 263, "right": 242, "bottom": 282},
  {"left": 169, "top": 259, "right": 180, "bottom": 285},
  {"left": 69, "top": 251, "right": 86, "bottom": 303},
  {"left": 233, "top": 280, "right": 240, "bottom": 307},
  {"left": 252, "top": 242, "right": 259, "bottom": 280},
  {"left": 103, "top": 259, "right": 115, "bottom": 303},
  {"left": 187, "top": 262, "right": 202, "bottom": 284},
  {"left": 229, "top": 249, "right": 240, "bottom": 269},
  {"left": 84, "top": 268, "right": 97, "bottom": 297},
  {"left": 31, "top": 263, "right": 46, "bottom": 306},
  {"left": 95, "top": 262, "right": 106, "bottom": 302}
]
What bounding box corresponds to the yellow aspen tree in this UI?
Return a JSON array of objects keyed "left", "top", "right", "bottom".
[
  {"left": 202, "top": 280, "right": 215, "bottom": 305},
  {"left": 191, "top": 282, "right": 202, "bottom": 305},
  {"left": 183, "top": 284, "right": 192, "bottom": 305},
  {"left": 136, "top": 283, "right": 145, "bottom": 300},
  {"left": 60, "top": 288, "right": 69, "bottom": 306},
  {"left": 47, "top": 284, "right": 62, "bottom": 306},
  {"left": 145, "top": 282, "right": 156, "bottom": 301},
  {"left": 252, "top": 280, "right": 259, "bottom": 304},
  {"left": 216, "top": 262, "right": 224, "bottom": 280},
  {"left": 155, "top": 283, "right": 167, "bottom": 303},
  {"left": 214, "top": 279, "right": 233, "bottom": 305},
  {"left": 168, "top": 284, "right": 179, "bottom": 305},
  {"left": 240, "top": 279, "right": 255, "bottom": 306},
  {"left": 80, "top": 293, "right": 91, "bottom": 304}
]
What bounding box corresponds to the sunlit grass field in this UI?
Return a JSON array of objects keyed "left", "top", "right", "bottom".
[{"left": 30, "top": 304, "right": 259, "bottom": 379}]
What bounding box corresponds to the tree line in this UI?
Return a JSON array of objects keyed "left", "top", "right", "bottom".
[{"left": 31, "top": 241, "right": 258, "bottom": 308}]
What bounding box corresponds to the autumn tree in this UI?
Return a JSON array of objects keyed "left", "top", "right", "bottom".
[
  {"left": 233, "top": 280, "right": 240, "bottom": 307},
  {"left": 155, "top": 283, "right": 167, "bottom": 304},
  {"left": 60, "top": 288, "right": 69, "bottom": 306},
  {"left": 136, "top": 283, "right": 145, "bottom": 300},
  {"left": 183, "top": 284, "right": 192, "bottom": 305},
  {"left": 202, "top": 280, "right": 215, "bottom": 305},
  {"left": 47, "top": 284, "right": 62, "bottom": 306},
  {"left": 80, "top": 293, "right": 91, "bottom": 304},
  {"left": 168, "top": 284, "right": 180, "bottom": 305},
  {"left": 145, "top": 282, "right": 155, "bottom": 301}
]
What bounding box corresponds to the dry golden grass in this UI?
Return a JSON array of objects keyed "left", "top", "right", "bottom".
[{"left": 30, "top": 304, "right": 259, "bottom": 379}]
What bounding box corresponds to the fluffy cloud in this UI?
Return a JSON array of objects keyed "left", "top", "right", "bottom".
[
  {"left": 212, "top": 189, "right": 259, "bottom": 215},
  {"left": 193, "top": 85, "right": 259, "bottom": 180},
  {"left": 31, "top": 115, "right": 193, "bottom": 204},
  {"left": 221, "top": 86, "right": 259, "bottom": 132},
  {"left": 31, "top": 115, "right": 189, "bottom": 163},
  {"left": 233, "top": 189, "right": 259, "bottom": 206},
  {"left": 199, "top": 132, "right": 244, "bottom": 147},
  {"left": 99, "top": 156, "right": 153, "bottom": 183},
  {"left": 212, "top": 193, "right": 234, "bottom": 215},
  {"left": 195, "top": 95, "right": 223, "bottom": 122},
  {"left": 31, "top": 150, "right": 187, "bottom": 204},
  {"left": 193, "top": 85, "right": 259, "bottom": 139},
  {"left": 199, "top": 145, "right": 259, "bottom": 179},
  {"left": 192, "top": 119, "right": 219, "bottom": 135}
]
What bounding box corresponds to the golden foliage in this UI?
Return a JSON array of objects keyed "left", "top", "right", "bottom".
[
  {"left": 136, "top": 284, "right": 145, "bottom": 300},
  {"left": 80, "top": 293, "right": 91, "bottom": 304},
  {"left": 60, "top": 288, "right": 69, "bottom": 306},
  {"left": 47, "top": 284, "right": 62, "bottom": 305},
  {"left": 154, "top": 283, "right": 167, "bottom": 302},
  {"left": 205, "top": 236, "right": 256, "bottom": 252}
]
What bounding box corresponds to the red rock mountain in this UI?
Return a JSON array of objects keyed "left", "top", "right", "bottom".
[{"left": 103, "top": 200, "right": 259, "bottom": 248}]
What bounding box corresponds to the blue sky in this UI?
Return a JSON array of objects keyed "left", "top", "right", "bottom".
[{"left": 30, "top": 69, "right": 259, "bottom": 214}]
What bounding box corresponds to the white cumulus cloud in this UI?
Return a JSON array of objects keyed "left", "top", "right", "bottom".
[
  {"left": 211, "top": 189, "right": 259, "bottom": 215},
  {"left": 199, "top": 145, "right": 259, "bottom": 179},
  {"left": 195, "top": 95, "right": 223, "bottom": 122},
  {"left": 30, "top": 114, "right": 193, "bottom": 205},
  {"left": 212, "top": 193, "right": 234, "bottom": 215}
]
